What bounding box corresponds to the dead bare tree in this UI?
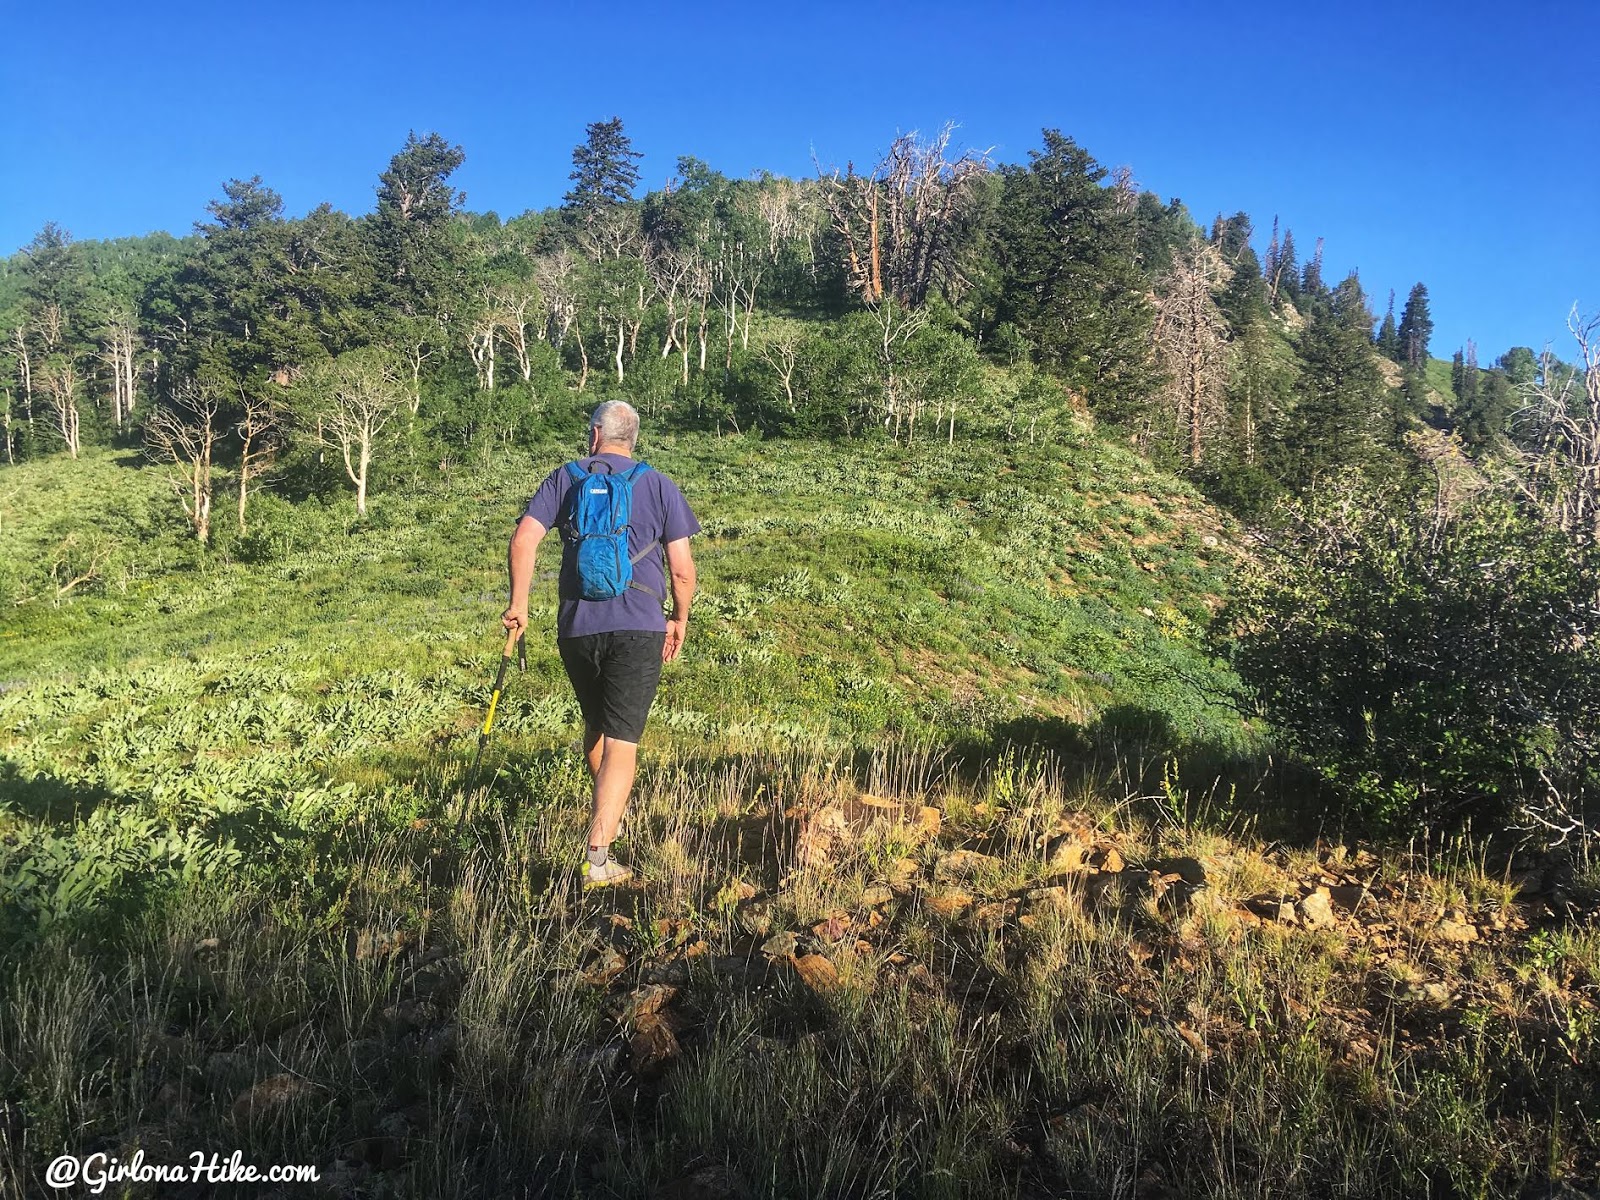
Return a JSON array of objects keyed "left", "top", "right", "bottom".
[
  {"left": 320, "top": 353, "right": 404, "bottom": 517},
  {"left": 758, "top": 330, "right": 801, "bottom": 413},
  {"left": 1152, "top": 244, "right": 1230, "bottom": 466},
  {"left": 871, "top": 299, "right": 931, "bottom": 440},
  {"left": 818, "top": 125, "right": 990, "bottom": 309},
  {"left": 145, "top": 378, "right": 223, "bottom": 542},
  {"left": 649, "top": 248, "right": 695, "bottom": 384},
  {"left": 467, "top": 288, "right": 499, "bottom": 392},
  {"left": 38, "top": 358, "right": 83, "bottom": 458},
  {"left": 532, "top": 249, "right": 587, "bottom": 389},
  {"left": 490, "top": 286, "right": 541, "bottom": 383},
  {"left": 712, "top": 236, "right": 762, "bottom": 368},
  {"left": 98, "top": 309, "right": 139, "bottom": 431},
  {"left": 8, "top": 326, "right": 33, "bottom": 438},
  {"left": 235, "top": 388, "right": 284, "bottom": 533},
  {"left": 1512, "top": 308, "right": 1600, "bottom": 547},
  {"left": 756, "top": 178, "right": 805, "bottom": 262},
  {"left": 48, "top": 533, "right": 112, "bottom": 600}
]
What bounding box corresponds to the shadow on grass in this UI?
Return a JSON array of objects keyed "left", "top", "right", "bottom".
[
  {"left": 0, "top": 757, "right": 121, "bottom": 825},
  {"left": 975, "top": 703, "right": 1331, "bottom": 844}
]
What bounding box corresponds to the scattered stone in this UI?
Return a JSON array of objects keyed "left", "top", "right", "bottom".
[
  {"left": 564, "top": 1043, "right": 624, "bottom": 1077},
  {"left": 1043, "top": 835, "right": 1089, "bottom": 872},
  {"left": 354, "top": 927, "right": 412, "bottom": 962},
  {"left": 934, "top": 849, "right": 1002, "bottom": 880},
  {"left": 1152, "top": 857, "right": 1207, "bottom": 887},
  {"left": 1091, "top": 847, "right": 1125, "bottom": 873},
  {"left": 916, "top": 806, "right": 941, "bottom": 837},
  {"left": 644, "top": 956, "right": 698, "bottom": 985},
  {"left": 1422, "top": 982, "right": 1453, "bottom": 1006},
  {"left": 1327, "top": 884, "right": 1374, "bottom": 914},
  {"left": 610, "top": 984, "right": 679, "bottom": 1026},
  {"left": 1026, "top": 885, "right": 1076, "bottom": 912},
  {"left": 811, "top": 914, "right": 851, "bottom": 943},
  {"left": 627, "top": 1015, "right": 681, "bottom": 1079},
  {"left": 973, "top": 901, "right": 1012, "bottom": 930},
  {"left": 581, "top": 946, "right": 628, "bottom": 986},
  {"left": 888, "top": 858, "right": 921, "bottom": 887},
  {"left": 926, "top": 889, "right": 975, "bottom": 917},
  {"left": 794, "top": 806, "right": 850, "bottom": 868},
  {"left": 408, "top": 956, "right": 465, "bottom": 997},
  {"left": 380, "top": 998, "right": 436, "bottom": 1037},
  {"left": 860, "top": 883, "right": 894, "bottom": 907},
  {"left": 230, "top": 1074, "right": 316, "bottom": 1125},
  {"left": 761, "top": 931, "right": 798, "bottom": 959},
  {"left": 792, "top": 953, "right": 841, "bottom": 994},
  {"left": 192, "top": 937, "right": 223, "bottom": 956},
  {"left": 1436, "top": 919, "right": 1479, "bottom": 944},
  {"left": 1245, "top": 895, "right": 1297, "bottom": 924},
  {"left": 1298, "top": 889, "right": 1337, "bottom": 929},
  {"left": 1175, "top": 1023, "right": 1211, "bottom": 1063},
  {"left": 714, "top": 878, "right": 759, "bottom": 908}
]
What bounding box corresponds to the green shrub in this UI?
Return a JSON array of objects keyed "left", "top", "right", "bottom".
[{"left": 1224, "top": 479, "right": 1600, "bottom": 838}]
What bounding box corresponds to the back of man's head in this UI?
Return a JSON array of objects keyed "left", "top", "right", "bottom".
[{"left": 590, "top": 401, "right": 640, "bottom": 452}]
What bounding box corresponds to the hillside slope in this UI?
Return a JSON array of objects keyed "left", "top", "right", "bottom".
[{"left": 2, "top": 434, "right": 1594, "bottom": 1199}]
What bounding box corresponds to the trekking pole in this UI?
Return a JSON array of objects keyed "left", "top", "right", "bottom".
[{"left": 470, "top": 625, "right": 524, "bottom": 780}]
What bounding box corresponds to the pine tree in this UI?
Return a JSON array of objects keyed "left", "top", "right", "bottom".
[
  {"left": 1284, "top": 273, "right": 1385, "bottom": 485},
  {"left": 1396, "top": 282, "right": 1433, "bottom": 367},
  {"left": 1375, "top": 289, "right": 1399, "bottom": 360},
  {"left": 1299, "top": 238, "right": 1326, "bottom": 303},
  {"left": 993, "top": 129, "right": 1155, "bottom": 424},
  {"left": 1276, "top": 230, "right": 1300, "bottom": 305},
  {"left": 563, "top": 117, "right": 643, "bottom": 224},
  {"left": 367, "top": 132, "right": 466, "bottom": 321}
]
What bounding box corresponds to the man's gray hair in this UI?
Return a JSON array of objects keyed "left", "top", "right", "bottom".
[{"left": 590, "top": 400, "right": 640, "bottom": 451}]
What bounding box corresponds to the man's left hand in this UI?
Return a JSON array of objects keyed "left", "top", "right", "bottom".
[{"left": 663, "top": 618, "right": 688, "bottom": 663}]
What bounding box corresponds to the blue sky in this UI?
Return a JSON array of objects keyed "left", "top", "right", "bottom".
[{"left": 2, "top": 0, "right": 1592, "bottom": 360}]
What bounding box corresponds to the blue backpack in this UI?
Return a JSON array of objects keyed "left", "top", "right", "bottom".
[{"left": 558, "top": 460, "right": 659, "bottom": 601}]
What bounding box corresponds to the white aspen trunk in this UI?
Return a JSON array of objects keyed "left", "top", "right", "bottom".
[
  {"left": 123, "top": 331, "right": 136, "bottom": 418},
  {"left": 356, "top": 440, "right": 370, "bottom": 516},
  {"left": 741, "top": 281, "right": 757, "bottom": 351},
  {"left": 238, "top": 433, "right": 254, "bottom": 534},
  {"left": 615, "top": 319, "right": 625, "bottom": 383},
  {"left": 575, "top": 328, "right": 589, "bottom": 392}
]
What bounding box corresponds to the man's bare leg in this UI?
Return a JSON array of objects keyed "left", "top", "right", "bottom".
[
  {"left": 586, "top": 735, "right": 638, "bottom": 850},
  {"left": 583, "top": 728, "right": 604, "bottom": 780}
]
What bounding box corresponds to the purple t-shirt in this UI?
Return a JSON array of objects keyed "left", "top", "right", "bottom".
[{"left": 523, "top": 452, "right": 701, "bottom": 638}]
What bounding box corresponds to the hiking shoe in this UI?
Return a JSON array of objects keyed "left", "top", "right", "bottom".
[{"left": 581, "top": 858, "right": 634, "bottom": 889}]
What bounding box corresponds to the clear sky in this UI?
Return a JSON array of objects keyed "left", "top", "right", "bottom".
[{"left": 2, "top": 0, "right": 1592, "bottom": 361}]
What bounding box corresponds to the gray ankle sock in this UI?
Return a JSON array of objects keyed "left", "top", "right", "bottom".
[{"left": 586, "top": 845, "right": 609, "bottom": 868}]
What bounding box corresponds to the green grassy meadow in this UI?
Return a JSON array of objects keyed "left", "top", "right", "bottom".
[{"left": 1, "top": 431, "right": 1594, "bottom": 1198}]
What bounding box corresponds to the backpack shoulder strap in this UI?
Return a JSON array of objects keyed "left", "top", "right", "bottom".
[{"left": 562, "top": 460, "right": 586, "bottom": 483}]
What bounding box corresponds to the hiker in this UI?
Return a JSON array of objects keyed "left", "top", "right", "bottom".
[{"left": 502, "top": 400, "right": 700, "bottom": 888}]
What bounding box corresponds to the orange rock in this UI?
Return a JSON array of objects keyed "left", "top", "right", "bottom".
[
  {"left": 926, "top": 890, "right": 974, "bottom": 917},
  {"left": 792, "top": 953, "right": 841, "bottom": 994}
]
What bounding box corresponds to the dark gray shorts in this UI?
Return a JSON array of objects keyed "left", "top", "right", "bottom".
[{"left": 557, "top": 630, "right": 666, "bottom": 743}]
